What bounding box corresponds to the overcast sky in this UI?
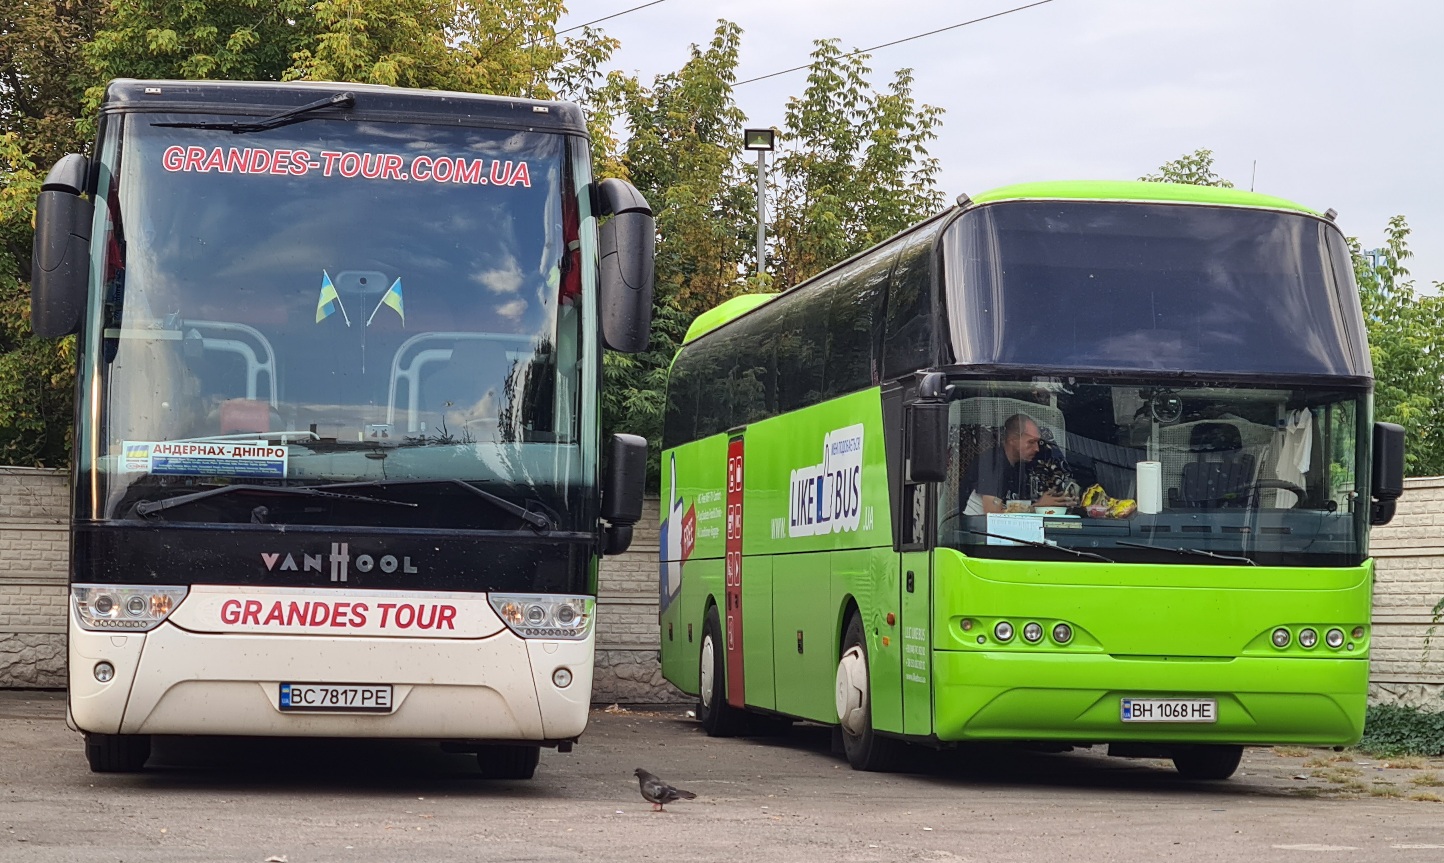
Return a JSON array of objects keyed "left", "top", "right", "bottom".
[{"left": 562, "top": 0, "right": 1443, "bottom": 290}]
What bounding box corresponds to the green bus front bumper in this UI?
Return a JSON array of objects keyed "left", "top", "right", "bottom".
[{"left": 932, "top": 650, "right": 1367, "bottom": 746}]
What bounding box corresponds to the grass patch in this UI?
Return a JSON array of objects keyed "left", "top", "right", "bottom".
[
  {"left": 1385, "top": 756, "right": 1430, "bottom": 770},
  {"left": 1358, "top": 705, "right": 1444, "bottom": 757},
  {"left": 1370, "top": 785, "right": 1405, "bottom": 798},
  {"left": 1273, "top": 747, "right": 1310, "bottom": 758},
  {"left": 1407, "top": 791, "right": 1442, "bottom": 803},
  {"left": 1409, "top": 773, "right": 1444, "bottom": 787}
]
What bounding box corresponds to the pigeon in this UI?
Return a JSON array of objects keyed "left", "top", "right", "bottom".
[{"left": 634, "top": 768, "right": 696, "bottom": 812}]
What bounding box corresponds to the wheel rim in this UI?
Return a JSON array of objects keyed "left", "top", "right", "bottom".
[
  {"left": 699, "top": 633, "right": 716, "bottom": 710},
  {"left": 835, "top": 645, "right": 868, "bottom": 736}
]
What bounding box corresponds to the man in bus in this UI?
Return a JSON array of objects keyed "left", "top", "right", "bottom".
[{"left": 961, "top": 413, "right": 1077, "bottom": 515}]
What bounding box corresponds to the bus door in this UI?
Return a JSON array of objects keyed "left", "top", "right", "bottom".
[
  {"left": 899, "top": 479, "right": 934, "bottom": 736},
  {"left": 724, "top": 432, "right": 747, "bottom": 709}
]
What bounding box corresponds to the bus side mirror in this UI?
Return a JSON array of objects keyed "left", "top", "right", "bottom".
[
  {"left": 1369, "top": 421, "right": 1405, "bottom": 526},
  {"left": 602, "top": 433, "right": 648, "bottom": 555},
  {"left": 31, "top": 154, "right": 93, "bottom": 339},
  {"left": 906, "top": 402, "right": 949, "bottom": 483},
  {"left": 596, "top": 178, "right": 654, "bottom": 354}
]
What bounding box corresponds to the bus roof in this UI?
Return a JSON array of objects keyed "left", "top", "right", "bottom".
[
  {"left": 969, "top": 180, "right": 1319, "bottom": 216},
  {"left": 682, "top": 292, "right": 779, "bottom": 344},
  {"left": 101, "top": 79, "right": 590, "bottom": 136}
]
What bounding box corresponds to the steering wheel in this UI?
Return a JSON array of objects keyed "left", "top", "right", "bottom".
[{"left": 1247, "top": 478, "right": 1306, "bottom": 508}]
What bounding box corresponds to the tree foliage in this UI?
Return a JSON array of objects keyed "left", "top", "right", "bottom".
[
  {"left": 770, "top": 39, "right": 944, "bottom": 288},
  {"left": 1139, "top": 147, "right": 1234, "bottom": 187},
  {"left": 1351, "top": 218, "right": 1444, "bottom": 476}
]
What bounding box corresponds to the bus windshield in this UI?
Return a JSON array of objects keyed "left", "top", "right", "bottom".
[
  {"left": 86, "top": 112, "right": 592, "bottom": 525},
  {"left": 943, "top": 201, "right": 1370, "bottom": 378},
  {"left": 936, "top": 378, "right": 1368, "bottom": 567}
]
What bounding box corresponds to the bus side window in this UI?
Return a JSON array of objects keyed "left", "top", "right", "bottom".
[
  {"left": 774, "top": 286, "right": 828, "bottom": 413},
  {"left": 663, "top": 347, "right": 699, "bottom": 449},
  {"left": 822, "top": 250, "right": 893, "bottom": 398},
  {"left": 882, "top": 230, "right": 937, "bottom": 380}
]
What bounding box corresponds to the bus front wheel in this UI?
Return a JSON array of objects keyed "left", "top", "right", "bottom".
[
  {"left": 84, "top": 732, "right": 151, "bottom": 773},
  {"left": 1172, "top": 744, "right": 1243, "bottom": 780},
  {"left": 476, "top": 744, "right": 540, "bottom": 780},
  {"left": 698, "top": 606, "right": 746, "bottom": 737},
  {"left": 837, "top": 614, "right": 901, "bottom": 772}
]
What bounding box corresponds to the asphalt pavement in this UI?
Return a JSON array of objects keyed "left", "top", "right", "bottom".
[{"left": 2, "top": 690, "right": 1442, "bottom": 862}]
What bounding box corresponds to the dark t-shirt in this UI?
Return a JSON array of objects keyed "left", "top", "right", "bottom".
[{"left": 961, "top": 445, "right": 1031, "bottom": 513}]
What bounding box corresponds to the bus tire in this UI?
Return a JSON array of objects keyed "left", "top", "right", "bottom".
[
  {"left": 477, "top": 744, "right": 540, "bottom": 780},
  {"left": 698, "top": 606, "right": 746, "bottom": 737},
  {"left": 1171, "top": 744, "right": 1243, "bottom": 780},
  {"left": 838, "top": 614, "right": 902, "bottom": 772},
  {"left": 84, "top": 732, "right": 151, "bottom": 773}
]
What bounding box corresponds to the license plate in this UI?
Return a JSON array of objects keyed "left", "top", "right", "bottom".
[
  {"left": 279, "top": 683, "right": 393, "bottom": 713},
  {"left": 1120, "top": 697, "right": 1216, "bottom": 723}
]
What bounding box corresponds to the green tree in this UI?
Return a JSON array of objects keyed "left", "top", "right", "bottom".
[
  {"left": 604, "top": 22, "right": 758, "bottom": 479},
  {"left": 1139, "top": 147, "right": 1234, "bottom": 188},
  {"left": 770, "top": 39, "right": 945, "bottom": 288},
  {"left": 1350, "top": 218, "right": 1444, "bottom": 476},
  {"left": 0, "top": 1, "right": 102, "bottom": 465}
]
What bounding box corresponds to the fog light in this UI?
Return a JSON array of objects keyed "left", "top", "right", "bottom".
[
  {"left": 1022, "top": 622, "right": 1043, "bottom": 643},
  {"left": 1351, "top": 626, "right": 1365, "bottom": 640},
  {"left": 994, "top": 621, "right": 1014, "bottom": 642},
  {"left": 960, "top": 618, "right": 974, "bottom": 632},
  {"left": 1052, "top": 623, "right": 1073, "bottom": 644},
  {"left": 94, "top": 662, "right": 115, "bottom": 683},
  {"left": 1299, "top": 628, "right": 1318, "bottom": 649},
  {"left": 552, "top": 667, "right": 573, "bottom": 688},
  {"left": 1325, "top": 628, "right": 1345, "bottom": 649},
  {"left": 1271, "top": 628, "right": 1291, "bottom": 648}
]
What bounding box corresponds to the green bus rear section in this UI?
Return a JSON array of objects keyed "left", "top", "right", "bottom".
[{"left": 659, "top": 389, "right": 1371, "bottom": 748}]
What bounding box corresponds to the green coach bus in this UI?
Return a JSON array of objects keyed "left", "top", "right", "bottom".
[{"left": 657, "top": 180, "right": 1405, "bottom": 780}]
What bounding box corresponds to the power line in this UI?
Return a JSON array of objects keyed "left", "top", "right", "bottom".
[
  {"left": 557, "top": 0, "right": 673, "bottom": 36},
  {"left": 734, "top": 0, "right": 1057, "bottom": 87}
]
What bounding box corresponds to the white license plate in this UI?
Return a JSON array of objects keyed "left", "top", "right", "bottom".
[
  {"left": 279, "top": 683, "right": 393, "bottom": 713},
  {"left": 1120, "top": 698, "right": 1216, "bottom": 723}
]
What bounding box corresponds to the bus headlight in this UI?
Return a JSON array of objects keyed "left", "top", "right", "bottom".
[
  {"left": 1298, "top": 628, "right": 1318, "bottom": 649},
  {"left": 1325, "top": 628, "right": 1345, "bottom": 649},
  {"left": 489, "top": 594, "right": 594, "bottom": 640},
  {"left": 73, "top": 585, "right": 188, "bottom": 632}
]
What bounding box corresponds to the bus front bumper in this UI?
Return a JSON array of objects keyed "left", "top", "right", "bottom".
[
  {"left": 931, "top": 651, "right": 1367, "bottom": 747},
  {"left": 69, "top": 622, "right": 593, "bottom": 741}
]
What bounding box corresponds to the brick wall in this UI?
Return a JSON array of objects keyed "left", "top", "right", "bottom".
[
  {"left": 1368, "top": 476, "right": 1444, "bottom": 710},
  {"left": 5, "top": 469, "right": 1439, "bottom": 714},
  {"left": 0, "top": 468, "right": 70, "bottom": 687}
]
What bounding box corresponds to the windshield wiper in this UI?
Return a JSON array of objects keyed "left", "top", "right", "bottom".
[
  {"left": 152, "top": 92, "right": 355, "bottom": 134},
  {"left": 1116, "top": 541, "right": 1257, "bottom": 566},
  {"left": 322, "top": 479, "right": 555, "bottom": 532},
  {"left": 965, "top": 529, "right": 1114, "bottom": 563},
  {"left": 132, "top": 483, "right": 417, "bottom": 519}
]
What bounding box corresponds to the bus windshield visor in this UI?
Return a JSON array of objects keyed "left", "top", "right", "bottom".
[
  {"left": 87, "top": 113, "right": 593, "bottom": 525},
  {"left": 936, "top": 379, "right": 1367, "bottom": 566},
  {"left": 943, "top": 202, "right": 1370, "bottom": 377}
]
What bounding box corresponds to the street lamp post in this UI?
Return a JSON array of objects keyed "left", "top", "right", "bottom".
[{"left": 743, "top": 128, "right": 776, "bottom": 276}]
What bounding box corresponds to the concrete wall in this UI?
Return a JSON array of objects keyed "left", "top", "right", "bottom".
[
  {"left": 1368, "top": 476, "right": 1444, "bottom": 710},
  {"left": 0, "top": 468, "right": 69, "bottom": 687},
  {"left": 3, "top": 469, "right": 1439, "bottom": 713}
]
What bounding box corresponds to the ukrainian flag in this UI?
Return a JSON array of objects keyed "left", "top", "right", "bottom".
[
  {"left": 315, "top": 271, "right": 350, "bottom": 325},
  {"left": 368, "top": 277, "right": 405, "bottom": 327},
  {"left": 124, "top": 443, "right": 150, "bottom": 460}
]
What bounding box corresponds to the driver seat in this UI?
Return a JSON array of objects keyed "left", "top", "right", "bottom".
[{"left": 1173, "top": 422, "right": 1256, "bottom": 509}]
